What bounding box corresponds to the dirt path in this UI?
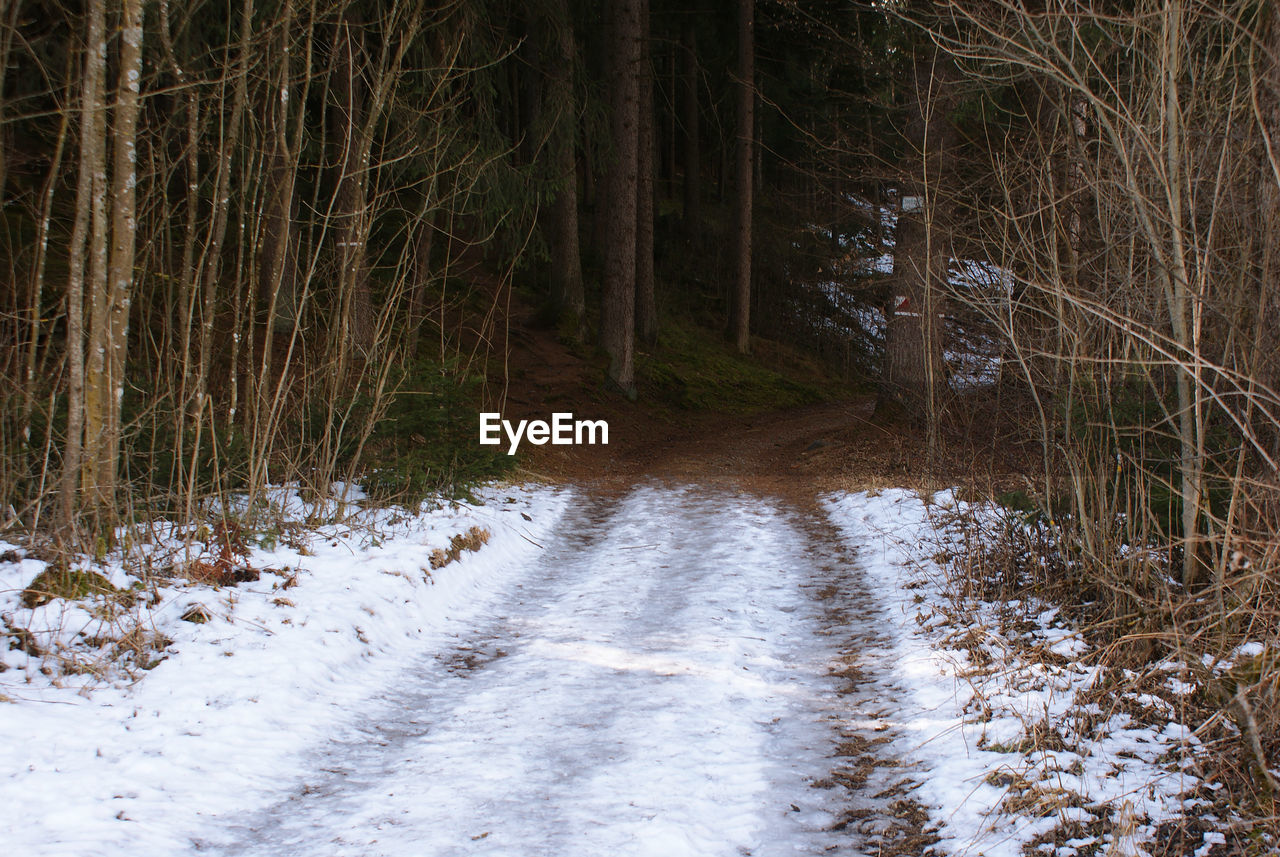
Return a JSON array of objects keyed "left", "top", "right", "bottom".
[
  {"left": 512, "top": 391, "right": 1008, "bottom": 514},
  {"left": 455, "top": 299, "right": 1018, "bottom": 854},
  {"left": 195, "top": 484, "right": 936, "bottom": 857},
  {"left": 493, "top": 336, "right": 950, "bottom": 853}
]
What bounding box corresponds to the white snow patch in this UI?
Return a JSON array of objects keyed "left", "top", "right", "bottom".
[
  {"left": 822, "top": 490, "right": 1212, "bottom": 857},
  {"left": 0, "top": 485, "right": 568, "bottom": 856}
]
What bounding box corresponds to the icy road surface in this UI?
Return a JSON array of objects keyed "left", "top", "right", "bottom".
[{"left": 196, "top": 485, "right": 893, "bottom": 857}]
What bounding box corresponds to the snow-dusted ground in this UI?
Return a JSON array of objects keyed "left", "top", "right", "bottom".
[
  {"left": 191, "top": 485, "right": 864, "bottom": 857},
  {"left": 825, "top": 490, "right": 1226, "bottom": 857},
  {"left": 3, "top": 484, "right": 917, "bottom": 857},
  {"left": 3, "top": 483, "right": 1223, "bottom": 856},
  {"left": 1, "top": 486, "right": 570, "bottom": 856}
]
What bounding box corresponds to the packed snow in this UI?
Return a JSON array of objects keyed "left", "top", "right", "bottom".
[
  {"left": 1, "top": 485, "right": 569, "bottom": 855},
  {"left": 3, "top": 483, "right": 1228, "bottom": 855},
  {"left": 190, "top": 485, "right": 863, "bottom": 857},
  {"left": 3, "top": 485, "right": 893, "bottom": 856},
  {"left": 824, "top": 490, "right": 1228, "bottom": 857}
]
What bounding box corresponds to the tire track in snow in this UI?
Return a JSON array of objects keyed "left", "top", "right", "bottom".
[{"left": 196, "top": 484, "right": 926, "bottom": 857}]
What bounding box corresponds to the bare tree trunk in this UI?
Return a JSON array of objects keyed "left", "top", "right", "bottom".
[
  {"left": 193, "top": 0, "right": 253, "bottom": 442},
  {"left": 1156, "top": 0, "right": 1204, "bottom": 588},
  {"left": 681, "top": 22, "right": 700, "bottom": 238},
  {"left": 635, "top": 0, "right": 657, "bottom": 346},
  {"left": 260, "top": 1, "right": 298, "bottom": 338},
  {"left": 98, "top": 0, "right": 144, "bottom": 510},
  {"left": 16, "top": 0, "right": 61, "bottom": 458},
  {"left": 882, "top": 209, "right": 943, "bottom": 410},
  {"left": 728, "top": 0, "right": 753, "bottom": 353},
  {"left": 250, "top": 0, "right": 299, "bottom": 467},
  {"left": 24, "top": 70, "right": 69, "bottom": 461},
  {"left": 545, "top": 0, "right": 584, "bottom": 327},
  {"left": 331, "top": 15, "right": 377, "bottom": 370},
  {"left": 0, "top": 0, "right": 19, "bottom": 204},
  {"left": 601, "top": 0, "right": 641, "bottom": 397},
  {"left": 881, "top": 51, "right": 952, "bottom": 442},
  {"left": 157, "top": 0, "right": 202, "bottom": 488},
  {"left": 61, "top": 0, "right": 108, "bottom": 527},
  {"left": 80, "top": 0, "right": 112, "bottom": 522}
]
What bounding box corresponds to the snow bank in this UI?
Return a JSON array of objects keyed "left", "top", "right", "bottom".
[
  {"left": 0, "top": 484, "right": 568, "bottom": 856},
  {"left": 823, "top": 490, "right": 1215, "bottom": 857}
]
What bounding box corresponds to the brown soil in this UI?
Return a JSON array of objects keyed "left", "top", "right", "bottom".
[
  {"left": 496, "top": 289, "right": 1032, "bottom": 504},
  {"left": 487, "top": 283, "right": 1035, "bottom": 856}
]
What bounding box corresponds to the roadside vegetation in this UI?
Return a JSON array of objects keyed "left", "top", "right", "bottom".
[{"left": 5, "top": 0, "right": 1280, "bottom": 846}]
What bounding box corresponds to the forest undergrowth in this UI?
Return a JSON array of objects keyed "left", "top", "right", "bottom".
[{"left": 930, "top": 486, "right": 1279, "bottom": 854}]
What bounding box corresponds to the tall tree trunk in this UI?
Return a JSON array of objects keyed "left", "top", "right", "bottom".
[
  {"left": 74, "top": 0, "right": 145, "bottom": 526},
  {"left": 97, "top": 0, "right": 144, "bottom": 515},
  {"left": 61, "top": 0, "right": 108, "bottom": 528},
  {"left": 635, "top": 0, "right": 657, "bottom": 346},
  {"left": 881, "top": 51, "right": 953, "bottom": 445},
  {"left": 252, "top": 0, "right": 299, "bottom": 464},
  {"left": 1154, "top": 0, "right": 1203, "bottom": 588},
  {"left": 332, "top": 15, "right": 377, "bottom": 370},
  {"left": 260, "top": 2, "right": 298, "bottom": 338},
  {"left": 882, "top": 208, "right": 943, "bottom": 411},
  {"left": 24, "top": 70, "right": 69, "bottom": 468},
  {"left": 545, "top": 0, "right": 584, "bottom": 327},
  {"left": 193, "top": 0, "right": 252, "bottom": 449},
  {"left": 601, "top": 0, "right": 641, "bottom": 397},
  {"left": 0, "top": 0, "right": 19, "bottom": 204},
  {"left": 681, "top": 22, "right": 699, "bottom": 236},
  {"left": 157, "top": 0, "right": 201, "bottom": 473},
  {"left": 728, "top": 0, "right": 753, "bottom": 353}
]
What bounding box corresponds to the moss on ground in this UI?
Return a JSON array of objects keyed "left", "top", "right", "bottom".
[
  {"left": 21, "top": 565, "right": 118, "bottom": 608},
  {"left": 635, "top": 320, "right": 851, "bottom": 414}
]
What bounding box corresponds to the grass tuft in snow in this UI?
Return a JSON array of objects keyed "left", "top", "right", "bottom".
[
  {"left": 824, "top": 489, "right": 1256, "bottom": 857},
  {"left": 429, "top": 525, "right": 491, "bottom": 570},
  {"left": 21, "top": 564, "right": 119, "bottom": 608}
]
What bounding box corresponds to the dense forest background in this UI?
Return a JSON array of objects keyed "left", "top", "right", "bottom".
[
  {"left": 7, "top": 0, "right": 1280, "bottom": 780},
  {"left": 0, "top": 0, "right": 906, "bottom": 530},
  {"left": 6, "top": 0, "right": 1280, "bottom": 823}
]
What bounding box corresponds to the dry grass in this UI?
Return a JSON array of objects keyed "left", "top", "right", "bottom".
[
  {"left": 429, "top": 526, "right": 492, "bottom": 570},
  {"left": 942, "top": 497, "right": 1280, "bottom": 852}
]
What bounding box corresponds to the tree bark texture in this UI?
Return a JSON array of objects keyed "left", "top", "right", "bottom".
[
  {"left": 729, "top": 0, "right": 753, "bottom": 353},
  {"left": 332, "top": 17, "right": 378, "bottom": 366},
  {"left": 545, "top": 0, "right": 585, "bottom": 325},
  {"left": 635, "top": 0, "right": 657, "bottom": 346},
  {"left": 259, "top": 8, "right": 298, "bottom": 336},
  {"left": 82, "top": 0, "right": 141, "bottom": 524},
  {"left": 601, "top": 0, "right": 640, "bottom": 397},
  {"left": 61, "top": 0, "right": 107, "bottom": 526},
  {"left": 100, "top": 0, "right": 144, "bottom": 506}
]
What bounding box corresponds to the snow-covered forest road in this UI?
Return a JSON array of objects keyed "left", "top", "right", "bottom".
[
  {"left": 9, "top": 477, "right": 1204, "bottom": 855},
  {"left": 192, "top": 484, "right": 920, "bottom": 857}
]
